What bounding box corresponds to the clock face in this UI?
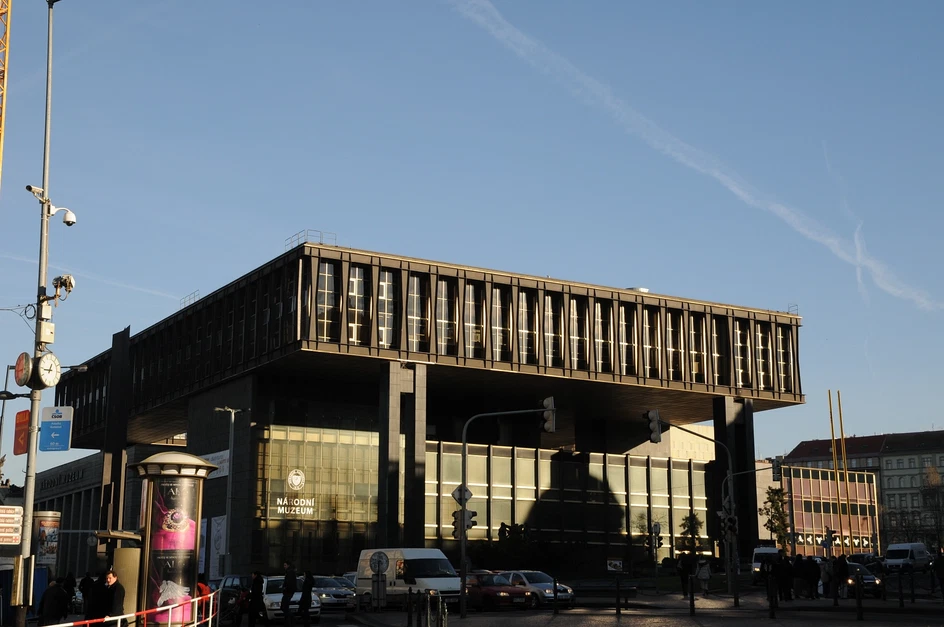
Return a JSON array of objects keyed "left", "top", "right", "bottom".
[
  {"left": 14, "top": 352, "right": 33, "bottom": 387},
  {"left": 36, "top": 353, "right": 61, "bottom": 389}
]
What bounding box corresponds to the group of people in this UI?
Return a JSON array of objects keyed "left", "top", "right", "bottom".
[
  {"left": 235, "top": 562, "right": 315, "bottom": 627},
  {"left": 675, "top": 554, "right": 713, "bottom": 597},
  {"left": 760, "top": 552, "right": 830, "bottom": 601},
  {"left": 37, "top": 570, "right": 124, "bottom": 626}
]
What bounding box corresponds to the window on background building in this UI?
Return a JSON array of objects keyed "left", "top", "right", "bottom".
[
  {"left": 898, "top": 477, "right": 904, "bottom": 488},
  {"left": 689, "top": 313, "right": 707, "bottom": 384},
  {"left": 407, "top": 273, "right": 430, "bottom": 352},
  {"left": 909, "top": 458, "right": 916, "bottom": 469},
  {"left": 887, "top": 478, "right": 893, "bottom": 489},
  {"left": 776, "top": 324, "right": 794, "bottom": 392},
  {"left": 900, "top": 495, "right": 908, "bottom": 508},
  {"left": 347, "top": 265, "right": 371, "bottom": 346},
  {"left": 618, "top": 304, "right": 638, "bottom": 376},
  {"left": 867, "top": 458, "right": 874, "bottom": 467},
  {"left": 665, "top": 309, "right": 684, "bottom": 381},
  {"left": 940, "top": 456, "right": 944, "bottom": 467},
  {"left": 316, "top": 260, "right": 341, "bottom": 342},
  {"left": 643, "top": 306, "right": 662, "bottom": 378},
  {"left": 817, "top": 461, "right": 824, "bottom": 468},
  {"left": 733, "top": 319, "right": 752, "bottom": 388},
  {"left": 912, "top": 494, "right": 920, "bottom": 508},
  {"left": 886, "top": 459, "right": 892, "bottom": 469},
  {"left": 897, "top": 459, "right": 904, "bottom": 469},
  {"left": 850, "top": 459, "right": 858, "bottom": 468},
  {"left": 569, "top": 296, "right": 590, "bottom": 370},
  {"left": 517, "top": 290, "right": 538, "bottom": 364},
  {"left": 490, "top": 286, "right": 513, "bottom": 362},
  {"left": 544, "top": 292, "right": 564, "bottom": 367},
  {"left": 911, "top": 476, "right": 918, "bottom": 488},
  {"left": 377, "top": 269, "right": 400, "bottom": 349},
  {"left": 593, "top": 300, "right": 614, "bottom": 373},
  {"left": 755, "top": 322, "right": 772, "bottom": 390},
  {"left": 887, "top": 495, "right": 895, "bottom": 508},
  {"left": 923, "top": 456, "right": 932, "bottom": 467},
  {"left": 826, "top": 460, "right": 832, "bottom": 469},
  {"left": 464, "top": 281, "right": 486, "bottom": 358},
  {"left": 711, "top": 316, "right": 731, "bottom": 386},
  {"left": 436, "top": 278, "right": 458, "bottom": 356}
]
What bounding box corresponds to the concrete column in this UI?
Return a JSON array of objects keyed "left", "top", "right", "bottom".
[
  {"left": 378, "top": 362, "right": 402, "bottom": 547},
  {"left": 402, "top": 364, "right": 427, "bottom": 547},
  {"left": 712, "top": 396, "right": 758, "bottom": 561}
]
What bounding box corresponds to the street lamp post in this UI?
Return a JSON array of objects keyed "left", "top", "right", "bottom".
[
  {"left": 16, "top": 3, "right": 72, "bottom": 627},
  {"left": 214, "top": 406, "right": 241, "bottom": 576}
]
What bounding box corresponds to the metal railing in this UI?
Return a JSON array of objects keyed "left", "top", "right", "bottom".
[{"left": 45, "top": 590, "right": 221, "bottom": 627}]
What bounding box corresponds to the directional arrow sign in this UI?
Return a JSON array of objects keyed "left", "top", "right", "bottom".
[
  {"left": 451, "top": 484, "right": 473, "bottom": 506},
  {"left": 0, "top": 534, "right": 22, "bottom": 546},
  {"left": 14, "top": 410, "right": 29, "bottom": 456},
  {"left": 39, "top": 406, "right": 74, "bottom": 452}
]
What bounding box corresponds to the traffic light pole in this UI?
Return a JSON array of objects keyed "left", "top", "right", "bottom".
[
  {"left": 459, "top": 403, "right": 555, "bottom": 619},
  {"left": 651, "top": 419, "right": 739, "bottom": 607}
]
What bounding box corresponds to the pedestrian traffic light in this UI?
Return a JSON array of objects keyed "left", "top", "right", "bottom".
[
  {"left": 464, "top": 509, "right": 477, "bottom": 530},
  {"left": 542, "top": 397, "right": 556, "bottom": 433},
  {"left": 657, "top": 535, "right": 664, "bottom": 548},
  {"left": 451, "top": 510, "right": 462, "bottom": 539},
  {"left": 771, "top": 458, "right": 782, "bottom": 482},
  {"left": 645, "top": 409, "right": 662, "bottom": 444}
]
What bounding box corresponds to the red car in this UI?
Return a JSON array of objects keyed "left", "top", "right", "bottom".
[{"left": 464, "top": 573, "right": 531, "bottom": 611}]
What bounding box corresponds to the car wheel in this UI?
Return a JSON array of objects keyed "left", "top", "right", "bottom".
[{"left": 528, "top": 595, "right": 539, "bottom": 609}]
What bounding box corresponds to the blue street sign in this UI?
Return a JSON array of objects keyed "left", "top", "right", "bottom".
[{"left": 39, "top": 406, "right": 73, "bottom": 452}]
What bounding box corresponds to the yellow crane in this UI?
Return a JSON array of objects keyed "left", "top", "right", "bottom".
[{"left": 0, "top": 0, "right": 9, "bottom": 194}]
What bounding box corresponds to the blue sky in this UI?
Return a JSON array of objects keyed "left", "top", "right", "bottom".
[{"left": 1, "top": 0, "right": 942, "bottom": 479}]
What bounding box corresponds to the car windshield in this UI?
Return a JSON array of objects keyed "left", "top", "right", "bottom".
[
  {"left": 265, "top": 578, "right": 285, "bottom": 594},
  {"left": 405, "top": 558, "right": 456, "bottom": 578},
  {"left": 886, "top": 549, "right": 910, "bottom": 559},
  {"left": 335, "top": 577, "right": 355, "bottom": 587},
  {"left": 522, "top": 571, "right": 553, "bottom": 584},
  {"left": 312, "top": 578, "right": 341, "bottom": 588},
  {"left": 477, "top": 575, "right": 511, "bottom": 586}
]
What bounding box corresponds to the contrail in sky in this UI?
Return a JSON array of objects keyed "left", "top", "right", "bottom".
[
  {"left": 451, "top": 0, "right": 942, "bottom": 311},
  {"left": 1, "top": 253, "right": 180, "bottom": 301}
]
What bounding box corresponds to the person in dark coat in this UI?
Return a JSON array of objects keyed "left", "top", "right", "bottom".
[
  {"left": 62, "top": 573, "right": 77, "bottom": 602},
  {"left": 775, "top": 553, "right": 793, "bottom": 601},
  {"left": 79, "top": 572, "right": 94, "bottom": 617},
  {"left": 37, "top": 578, "right": 70, "bottom": 626},
  {"left": 90, "top": 572, "right": 108, "bottom": 619},
  {"left": 835, "top": 555, "right": 850, "bottom": 599},
  {"left": 104, "top": 570, "right": 126, "bottom": 627},
  {"left": 248, "top": 571, "right": 268, "bottom": 627},
  {"left": 281, "top": 562, "right": 297, "bottom": 627},
  {"left": 677, "top": 553, "right": 692, "bottom": 596},
  {"left": 298, "top": 572, "right": 313, "bottom": 627},
  {"left": 806, "top": 556, "right": 821, "bottom": 599}
]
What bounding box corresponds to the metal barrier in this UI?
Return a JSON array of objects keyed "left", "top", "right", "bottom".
[{"left": 44, "top": 590, "right": 222, "bottom": 627}]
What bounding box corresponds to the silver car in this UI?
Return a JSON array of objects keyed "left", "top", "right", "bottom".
[
  {"left": 499, "top": 571, "right": 575, "bottom": 609},
  {"left": 310, "top": 577, "right": 356, "bottom": 610},
  {"left": 262, "top": 576, "right": 322, "bottom": 623}
]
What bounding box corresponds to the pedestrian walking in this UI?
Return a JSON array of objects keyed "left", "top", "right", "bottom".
[
  {"left": 247, "top": 572, "right": 268, "bottom": 627},
  {"left": 695, "top": 558, "right": 711, "bottom": 597},
  {"left": 677, "top": 553, "right": 692, "bottom": 596},
  {"left": 298, "top": 572, "right": 313, "bottom": 627},
  {"left": 37, "top": 578, "right": 70, "bottom": 626},
  {"left": 281, "top": 561, "right": 297, "bottom": 627},
  {"left": 104, "top": 570, "right": 126, "bottom": 627},
  {"left": 805, "top": 556, "right": 821, "bottom": 599}
]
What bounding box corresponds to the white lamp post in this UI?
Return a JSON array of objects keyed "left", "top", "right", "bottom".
[{"left": 214, "top": 406, "right": 242, "bottom": 575}]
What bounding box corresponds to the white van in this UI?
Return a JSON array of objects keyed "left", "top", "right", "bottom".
[
  {"left": 751, "top": 547, "right": 781, "bottom": 584},
  {"left": 884, "top": 543, "right": 931, "bottom": 572},
  {"left": 355, "top": 548, "right": 461, "bottom": 607}
]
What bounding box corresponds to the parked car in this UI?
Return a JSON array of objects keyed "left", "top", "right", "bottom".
[
  {"left": 844, "top": 562, "right": 884, "bottom": 599},
  {"left": 884, "top": 543, "right": 931, "bottom": 573},
  {"left": 332, "top": 576, "right": 356, "bottom": 591},
  {"left": 464, "top": 573, "right": 530, "bottom": 611},
  {"left": 498, "top": 570, "right": 574, "bottom": 609},
  {"left": 342, "top": 571, "right": 358, "bottom": 585},
  {"left": 219, "top": 575, "right": 252, "bottom": 623},
  {"left": 310, "top": 577, "right": 356, "bottom": 610},
  {"left": 221, "top": 575, "right": 321, "bottom": 624}
]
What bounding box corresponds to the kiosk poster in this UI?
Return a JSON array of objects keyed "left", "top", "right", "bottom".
[
  {"left": 36, "top": 518, "right": 60, "bottom": 566},
  {"left": 147, "top": 476, "right": 198, "bottom": 624}
]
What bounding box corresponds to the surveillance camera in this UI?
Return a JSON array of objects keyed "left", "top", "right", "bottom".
[
  {"left": 26, "top": 185, "right": 44, "bottom": 195},
  {"left": 53, "top": 275, "right": 76, "bottom": 293},
  {"left": 62, "top": 210, "right": 76, "bottom": 226}
]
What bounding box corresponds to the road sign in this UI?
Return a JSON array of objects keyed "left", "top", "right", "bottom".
[
  {"left": 451, "top": 484, "right": 473, "bottom": 506},
  {"left": 0, "top": 533, "right": 21, "bottom": 546},
  {"left": 606, "top": 559, "right": 623, "bottom": 572},
  {"left": 369, "top": 551, "right": 389, "bottom": 574},
  {"left": 39, "top": 406, "right": 74, "bottom": 452},
  {"left": 0, "top": 515, "right": 22, "bottom": 525},
  {"left": 14, "top": 410, "right": 29, "bottom": 456},
  {"left": 0, "top": 506, "right": 23, "bottom": 516}
]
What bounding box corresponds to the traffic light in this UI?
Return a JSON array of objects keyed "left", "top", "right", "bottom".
[
  {"left": 542, "top": 397, "right": 556, "bottom": 433},
  {"left": 451, "top": 510, "right": 462, "bottom": 539},
  {"left": 657, "top": 535, "right": 664, "bottom": 548},
  {"left": 464, "top": 509, "right": 477, "bottom": 530},
  {"left": 771, "top": 459, "right": 782, "bottom": 482},
  {"left": 646, "top": 409, "right": 662, "bottom": 444},
  {"left": 725, "top": 515, "right": 739, "bottom": 536},
  {"left": 825, "top": 527, "right": 835, "bottom": 545}
]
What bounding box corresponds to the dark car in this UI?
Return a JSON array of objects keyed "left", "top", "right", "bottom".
[
  {"left": 464, "top": 573, "right": 531, "bottom": 611},
  {"left": 844, "top": 562, "right": 884, "bottom": 599}
]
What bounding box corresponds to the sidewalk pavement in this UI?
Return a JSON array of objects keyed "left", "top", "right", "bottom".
[{"left": 345, "top": 589, "right": 944, "bottom": 627}]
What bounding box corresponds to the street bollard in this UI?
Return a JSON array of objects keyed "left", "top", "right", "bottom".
[
  {"left": 910, "top": 570, "right": 915, "bottom": 604},
  {"left": 898, "top": 572, "right": 904, "bottom": 609},
  {"left": 440, "top": 599, "right": 448, "bottom": 627},
  {"left": 615, "top": 576, "right": 621, "bottom": 616},
  {"left": 855, "top": 574, "right": 863, "bottom": 621},
  {"left": 426, "top": 590, "right": 433, "bottom": 627},
  {"left": 689, "top": 575, "right": 695, "bottom": 616},
  {"left": 553, "top": 577, "right": 559, "bottom": 615},
  {"left": 407, "top": 587, "right": 413, "bottom": 627}
]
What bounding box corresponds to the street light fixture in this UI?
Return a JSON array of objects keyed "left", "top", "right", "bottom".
[{"left": 214, "top": 406, "right": 242, "bottom": 576}]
